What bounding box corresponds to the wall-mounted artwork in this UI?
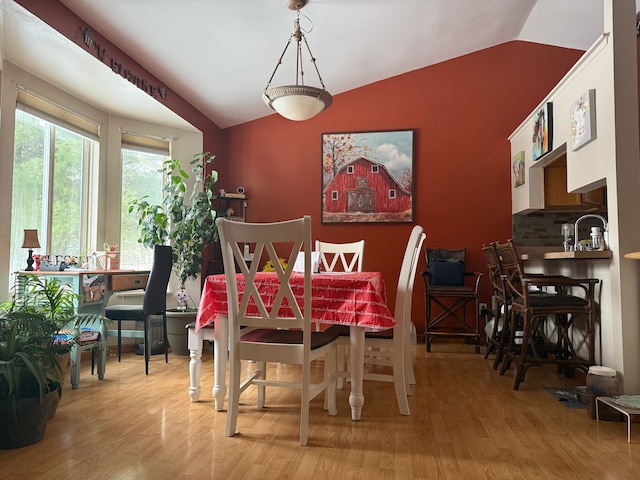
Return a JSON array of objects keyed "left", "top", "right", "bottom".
[
  {"left": 512, "top": 151, "right": 525, "bottom": 188},
  {"left": 321, "top": 130, "right": 414, "bottom": 223},
  {"left": 532, "top": 102, "right": 553, "bottom": 161},
  {"left": 570, "top": 89, "right": 597, "bottom": 151}
]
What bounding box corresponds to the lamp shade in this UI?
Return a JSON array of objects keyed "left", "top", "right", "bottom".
[
  {"left": 22, "top": 229, "right": 41, "bottom": 249},
  {"left": 263, "top": 85, "right": 333, "bottom": 121}
]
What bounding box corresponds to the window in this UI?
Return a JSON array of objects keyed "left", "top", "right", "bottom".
[
  {"left": 347, "top": 165, "right": 354, "bottom": 174},
  {"left": 119, "top": 132, "right": 169, "bottom": 270},
  {"left": 331, "top": 191, "right": 339, "bottom": 200},
  {"left": 372, "top": 165, "right": 379, "bottom": 174},
  {"left": 389, "top": 189, "right": 396, "bottom": 199},
  {"left": 10, "top": 91, "right": 99, "bottom": 279}
]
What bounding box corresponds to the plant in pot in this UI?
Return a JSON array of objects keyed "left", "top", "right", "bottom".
[
  {"left": 0, "top": 311, "right": 63, "bottom": 449},
  {"left": 0, "top": 274, "right": 107, "bottom": 449},
  {"left": 128, "top": 152, "right": 219, "bottom": 356}
]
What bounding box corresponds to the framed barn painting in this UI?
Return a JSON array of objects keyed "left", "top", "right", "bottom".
[{"left": 321, "top": 130, "right": 414, "bottom": 223}]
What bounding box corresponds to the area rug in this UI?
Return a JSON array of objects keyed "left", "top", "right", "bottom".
[{"left": 546, "top": 387, "right": 585, "bottom": 409}]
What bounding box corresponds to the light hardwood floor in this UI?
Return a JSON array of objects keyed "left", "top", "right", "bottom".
[{"left": 1, "top": 342, "right": 638, "bottom": 479}]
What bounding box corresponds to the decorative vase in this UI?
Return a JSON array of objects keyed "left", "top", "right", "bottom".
[{"left": 166, "top": 310, "right": 196, "bottom": 356}]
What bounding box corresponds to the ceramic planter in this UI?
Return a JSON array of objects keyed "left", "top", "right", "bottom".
[{"left": 166, "top": 310, "right": 196, "bottom": 356}]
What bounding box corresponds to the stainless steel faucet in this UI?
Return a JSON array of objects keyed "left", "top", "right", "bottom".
[{"left": 574, "top": 214, "right": 608, "bottom": 251}]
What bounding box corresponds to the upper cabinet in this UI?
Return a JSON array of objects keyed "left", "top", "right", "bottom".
[
  {"left": 543, "top": 155, "right": 606, "bottom": 212},
  {"left": 509, "top": 32, "right": 613, "bottom": 215}
]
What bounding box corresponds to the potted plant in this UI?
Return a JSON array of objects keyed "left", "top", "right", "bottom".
[
  {"left": 0, "top": 274, "right": 107, "bottom": 447},
  {"left": 0, "top": 311, "right": 63, "bottom": 449},
  {"left": 128, "top": 152, "right": 219, "bottom": 356}
]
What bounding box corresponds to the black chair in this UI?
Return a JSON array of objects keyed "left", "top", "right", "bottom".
[
  {"left": 105, "top": 245, "right": 172, "bottom": 374},
  {"left": 422, "top": 247, "right": 482, "bottom": 353}
]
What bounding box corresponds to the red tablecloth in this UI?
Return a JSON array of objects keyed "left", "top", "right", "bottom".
[{"left": 196, "top": 271, "right": 396, "bottom": 332}]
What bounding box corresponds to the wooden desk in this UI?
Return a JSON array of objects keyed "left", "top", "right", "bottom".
[
  {"left": 189, "top": 271, "right": 396, "bottom": 421},
  {"left": 17, "top": 269, "right": 149, "bottom": 388}
]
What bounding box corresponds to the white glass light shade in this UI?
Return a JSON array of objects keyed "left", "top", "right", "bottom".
[{"left": 263, "top": 85, "right": 333, "bottom": 121}]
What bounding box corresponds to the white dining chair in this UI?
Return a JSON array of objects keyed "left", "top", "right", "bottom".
[
  {"left": 217, "top": 215, "right": 339, "bottom": 446},
  {"left": 314, "top": 239, "right": 365, "bottom": 374},
  {"left": 325, "top": 225, "right": 425, "bottom": 415},
  {"left": 315, "top": 239, "right": 365, "bottom": 273}
]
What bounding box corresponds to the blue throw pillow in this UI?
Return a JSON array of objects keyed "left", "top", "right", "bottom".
[{"left": 428, "top": 261, "right": 465, "bottom": 286}]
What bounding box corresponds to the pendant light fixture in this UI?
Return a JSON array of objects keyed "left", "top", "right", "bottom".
[{"left": 262, "top": 0, "right": 332, "bottom": 121}]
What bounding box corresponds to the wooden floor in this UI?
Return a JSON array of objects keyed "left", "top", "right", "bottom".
[{"left": 1, "top": 342, "right": 638, "bottom": 479}]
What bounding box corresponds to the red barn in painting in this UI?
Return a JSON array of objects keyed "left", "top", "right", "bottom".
[{"left": 323, "top": 157, "right": 411, "bottom": 216}]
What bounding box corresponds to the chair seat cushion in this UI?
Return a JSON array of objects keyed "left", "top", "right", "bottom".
[
  {"left": 105, "top": 304, "right": 145, "bottom": 321},
  {"left": 241, "top": 328, "right": 339, "bottom": 350},
  {"left": 516, "top": 294, "right": 588, "bottom": 307},
  {"left": 325, "top": 324, "right": 394, "bottom": 339}
]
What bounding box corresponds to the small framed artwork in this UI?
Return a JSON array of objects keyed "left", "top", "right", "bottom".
[
  {"left": 321, "top": 130, "right": 414, "bottom": 223},
  {"left": 532, "top": 102, "right": 553, "bottom": 161},
  {"left": 512, "top": 151, "right": 525, "bottom": 188},
  {"left": 570, "top": 89, "right": 597, "bottom": 151}
]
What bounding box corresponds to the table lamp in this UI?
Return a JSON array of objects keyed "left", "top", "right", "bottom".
[{"left": 22, "top": 229, "right": 41, "bottom": 271}]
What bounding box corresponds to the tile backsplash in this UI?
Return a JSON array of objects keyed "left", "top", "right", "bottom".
[{"left": 512, "top": 212, "right": 607, "bottom": 247}]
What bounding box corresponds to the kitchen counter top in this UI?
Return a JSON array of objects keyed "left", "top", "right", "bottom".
[{"left": 519, "top": 246, "right": 613, "bottom": 260}]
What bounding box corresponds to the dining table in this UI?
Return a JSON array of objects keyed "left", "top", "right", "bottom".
[{"left": 188, "top": 270, "right": 397, "bottom": 421}]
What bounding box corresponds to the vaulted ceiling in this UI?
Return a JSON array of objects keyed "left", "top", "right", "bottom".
[{"left": 2, "top": 1, "right": 612, "bottom": 130}]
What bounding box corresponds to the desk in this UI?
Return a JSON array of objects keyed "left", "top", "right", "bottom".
[
  {"left": 188, "top": 271, "right": 396, "bottom": 420},
  {"left": 17, "top": 269, "right": 149, "bottom": 388}
]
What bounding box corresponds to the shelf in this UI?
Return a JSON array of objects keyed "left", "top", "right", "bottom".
[{"left": 520, "top": 247, "right": 612, "bottom": 260}]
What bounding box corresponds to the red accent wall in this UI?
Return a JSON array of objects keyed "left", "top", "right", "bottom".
[{"left": 221, "top": 42, "right": 583, "bottom": 336}]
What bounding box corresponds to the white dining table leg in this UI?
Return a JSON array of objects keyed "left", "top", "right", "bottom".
[
  {"left": 349, "top": 325, "right": 365, "bottom": 421},
  {"left": 212, "top": 315, "right": 228, "bottom": 411}
]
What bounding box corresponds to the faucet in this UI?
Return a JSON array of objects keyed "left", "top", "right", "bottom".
[{"left": 574, "top": 214, "right": 608, "bottom": 251}]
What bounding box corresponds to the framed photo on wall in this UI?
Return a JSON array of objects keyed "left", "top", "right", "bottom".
[
  {"left": 532, "top": 102, "right": 553, "bottom": 161},
  {"left": 321, "top": 130, "right": 414, "bottom": 223},
  {"left": 570, "top": 89, "right": 597, "bottom": 151},
  {"left": 512, "top": 150, "right": 525, "bottom": 188}
]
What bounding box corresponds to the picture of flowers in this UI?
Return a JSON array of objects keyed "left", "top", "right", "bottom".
[
  {"left": 321, "top": 130, "right": 414, "bottom": 223},
  {"left": 532, "top": 102, "right": 553, "bottom": 161},
  {"left": 570, "top": 89, "right": 597, "bottom": 151}
]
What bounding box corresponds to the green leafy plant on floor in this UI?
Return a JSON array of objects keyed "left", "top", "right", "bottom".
[{"left": 128, "top": 152, "right": 219, "bottom": 307}]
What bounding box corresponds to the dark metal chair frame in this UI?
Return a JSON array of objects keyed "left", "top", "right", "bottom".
[{"left": 422, "top": 247, "right": 482, "bottom": 353}]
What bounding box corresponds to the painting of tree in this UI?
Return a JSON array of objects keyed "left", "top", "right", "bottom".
[{"left": 321, "top": 130, "right": 414, "bottom": 223}]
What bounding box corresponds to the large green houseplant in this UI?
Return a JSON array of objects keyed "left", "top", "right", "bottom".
[
  {"left": 128, "top": 152, "right": 219, "bottom": 354},
  {"left": 0, "top": 274, "right": 105, "bottom": 448}
]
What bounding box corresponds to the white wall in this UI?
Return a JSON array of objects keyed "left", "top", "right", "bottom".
[{"left": 509, "top": 0, "right": 640, "bottom": 392}]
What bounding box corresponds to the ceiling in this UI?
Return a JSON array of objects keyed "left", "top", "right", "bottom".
[{"left": 1, "top": 1, "right": 615, "bottom": 130}]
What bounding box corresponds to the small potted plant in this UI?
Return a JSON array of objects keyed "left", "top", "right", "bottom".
[{"left": 128, "top": 152, "right": 219, "bottom": 355}]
